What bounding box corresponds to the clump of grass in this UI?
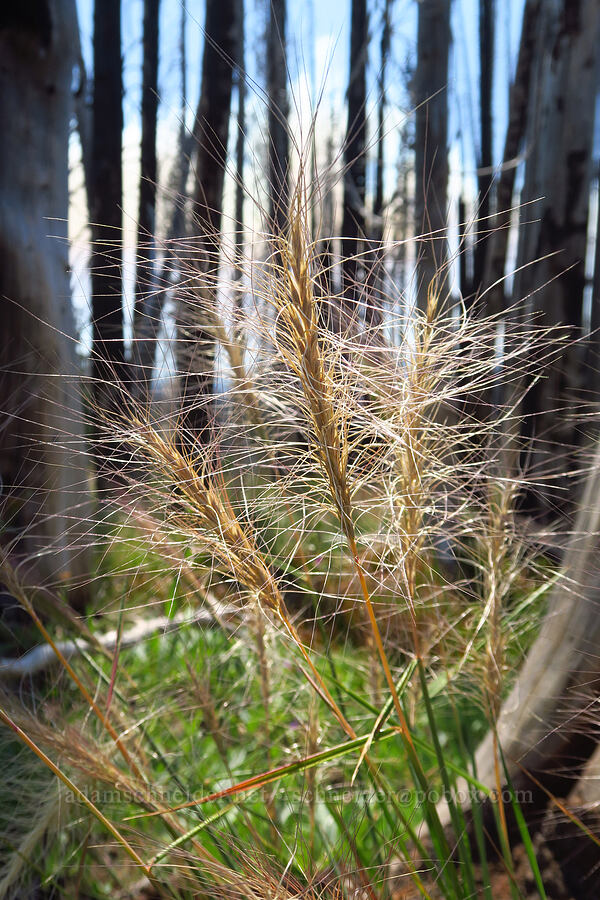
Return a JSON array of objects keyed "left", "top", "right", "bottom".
[{"left": 0, "top": 165, "right": 564, "bottom": 899}]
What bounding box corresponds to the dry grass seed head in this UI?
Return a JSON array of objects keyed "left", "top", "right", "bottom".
[{"left": 119, "top": 413, "right": 285, "bottom": 616}]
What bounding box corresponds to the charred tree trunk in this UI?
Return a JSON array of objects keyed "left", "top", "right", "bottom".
[
  {"left": 514, "top": 0, "right": 600, "bottom": 518},
  {"left": 267, "top": 0, "right": 289, "bottom": 238},
  {"left": 472, "top": 0, "right": 494, "bottom": 301},
  {"left": 178, "top": 0, "right": 237, "bottom": 444},
  {"left": 393, "top": 132, "right": 411, "bottom": 309},
  {"left": 365, "top": 0, "right": 393, "bottom": 329},
  {"left": 138, "top": 2, "right": 190, "bottom": 389},
  {"left": 91, "top": 0, "right": 124, "bottom": 409},
  {"left": 0, "top": 0, "right": 90, "bottom": 598},
  {"left": 133, "top": 0, "right": 160, "bottom": 397},
  {"left": 234, "top": 0, "right": 246, "bottom": 304},
  {"left": 341, "top": 0, "right": 368, "bottom": 311},
  {"left": 414, "top": 0, "right": 451, "bottom": 313},
  {"left": 191, "top": 0, "right": 236, "bottom": 241},
  {"left": 482, "top": 0, "right": 539, "bottom": 319},
  {"left": 172, "top": 0, "right": 189, "bottom": 246},
  {"left": 588, "top": 169, "right": 600, "bottom": 378},
  {"left": 318, "top": 129, "right": 336, "bottom": 318}
]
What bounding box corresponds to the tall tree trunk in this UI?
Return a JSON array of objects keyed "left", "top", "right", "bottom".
[
  {"left": 178, "top": 0, "right": 237, "bottom": 443},
  {"left": 458, "top": 194, "right": 469, "bottom": 299},
  {"left": 133, "top": 0, "right": 160, "bottom": 398},
  {"left": 318, "top": 128, "right": 336, "bottom": 313},
  {"left": 341, "top": 0, "right": 368, "bottom": 310},
  {"left": 267, "top": 0, "right": 289, "bottom": 237},
  {"left": 374, "top": 1, "right": 390, "bottom": 247},
  {"left": 90, "top": 0, "right": 124, "bottom": 449},
  {"left": 234, "top": 0, "right": 246, "bottom": 305},
  {"left": 472, "top": 0, "right": 495, "bottom": 300},
  {"left": 191, "top": 0, "right": 236, "bottom": 242},
  {"left": 414, "top": 0, "right": 451, "bottom": 313},
  {"left": 0, "top": 0, "right": 90, "bottom": 598},
  {"left": 482, "top": 0, "right": 539, "bottom": 319},
  {"left": 138, "top": 2, "right": 190, "bottom": 390},
  {"left": 514, "top": 0, "right": 600, "bottom": 518},
  {"left": 171, "top": 0, "right": 188, "bottom": 246},
  {"left": 393, "top": 130, "right": 411, "bottom": 307},
  {"left": 307, "top": 0, "right": 318, "bottom": 242},
  {"left": 366, "top": 0, "right": 393, "bottom": 328},
  {"left": 587, "top": 173, "right": 600, "bottom": 378}
]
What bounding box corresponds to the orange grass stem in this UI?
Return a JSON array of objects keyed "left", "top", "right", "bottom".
[
  {"left": 346, "top": 532, "right": 417, "bottom": 755},
  {"left": 279, "top": 615, "right": 357, "bottom": 739},
  {"left": 0, "top": 706, "right": 150, "bottom": 875},
  {"left": 18, "top": 595, "right": 147, "bottom": 784}
]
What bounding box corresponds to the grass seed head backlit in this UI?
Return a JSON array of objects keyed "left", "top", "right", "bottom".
[{"left": 0, "top": 150, "right": 570, "bottom": 900}]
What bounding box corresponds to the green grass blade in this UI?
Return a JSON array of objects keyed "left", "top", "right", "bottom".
[
  {"left": 137, "top": 727, "right": 398, "bottom": 816},
  {"left": 352, "top": 659, "right": 418, "bottom": 783},
  {"left": 149, "top": 801, "right": 237, "bottom": 869},
  {"left": 498, "top": 749, "right": 547, "bottom": 899}
]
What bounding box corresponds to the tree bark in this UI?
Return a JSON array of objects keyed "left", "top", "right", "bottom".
[
  {"left": 171, "top": 0, "right": 189, "bottom": 246},
  {"left": 341, "top": 0, "right": 368, "bottom": 309},
  {"left": 133, "top": 0, "right": 160, "bottom": 397},
  {"left": 482, "top": 0, "right": 539, "bottom": 319},
  {"left": 587, "top": 168, "right": 600, "bottom": 378},
  {"left": 393, "top": 131, "right": 411, "bottom": 308},
  {"left": 0, "top": 0, "right": 90, "bottom": 598},
  {"left": 90, "top": 0, "right": 124, "bottom": 461},
  {"left": 515, "top": 0, "right": 600, "bottom": 517},
  {"left": 414, "top": 0, "right": 451, "bottom": 313},
  {"left": 365, "top": 0, "right": 393, "bottom": 328},
  {"left": 234, "top": 0, "right": 246, "bottom": 305},
  {"left": 267, "top": 0, "right": 289, "bottom": 238},
  {"left": 178, "top": 0, "right": 237, "bottom": 444},
  {"left": 136, "top": 3, "right": 190, "bottom": 392},
  {"left": 191, "top": 0, "right": 236, "bottom": 239},
  {"left": 472, "top": 0, "right": 494, "bottom": 300}
]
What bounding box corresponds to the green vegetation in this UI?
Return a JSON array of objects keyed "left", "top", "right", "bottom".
[{"left": 0, "top": 188, "right": 569, "bottom": 898}]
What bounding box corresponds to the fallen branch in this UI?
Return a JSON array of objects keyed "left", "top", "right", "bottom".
[{"left": 0, "top": 606, "right": 237, "bottom": 680}]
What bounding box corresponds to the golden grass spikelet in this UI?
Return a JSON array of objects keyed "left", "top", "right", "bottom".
[
  {"left": 122, "top": 412, "right": 284, "bottom": 615},
  {"left": 114, "top": 402, "right": 358, "bottom": 736},
  {"left": 273, "top": 190, "right": 353, "bottom": 541},
  {"left": 0, "top": 778, "right": 67, "bottom": 899},
  {"left": 0, "top": 688, "right": 148, "bottom": 799}
]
